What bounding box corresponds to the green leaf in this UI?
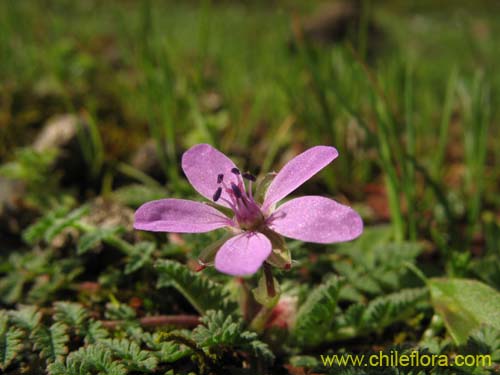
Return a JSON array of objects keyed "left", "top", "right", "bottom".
[
  {"left": 9, "top": 305, "right": 42, "bottom": 331},
  {"left": 155, "top": 341, "right": 192, "bottom": 363},
  {"left": 50, "top": 344, "right": 127, "bottom": 375},
  {"left": 54, "top": 302, "right": 88, "bottom": 331},
  {"left": 84, "top": 320, "right": 109, "bottom": 345},
  {"left": 429, "top": 278, "right": 500, "bottom": 345},
  {"left": 141, "top": 332, "right": 192, "bottom": 363},
  {"left": 0, "top": 272, "right": 26, "bottom": 305},
  {"left": 77, "top": 227, "right": 125, "bottom": 255},
  {"left": 192, "top": 310, "right": 242, "bottom": 347},
  {"left": 192, "top": 310, "right": 275, "bottom": 363},
  {"left": 293, "top": 276, "right": 344, "bottom": 346},
  {"left": 361, "top": 288, "right": 428, "bottom": 330},
  {"left": 45, "top": 205, "right": 89, "bottom": 243},
  {"left": 32, "top": 322, "right": 69, "bottom": 363},
  {"left": 155, "top": 260, "right": 238, "bottom": 315},
  {"left": 125, "top": 242, "right": 155, "bottom": 274},
  {"left": 102, "top": 338, "right": 158, "bottom": 372},
  {"left": 0, "top": 312, "right": 24, "bottom": 371},
  {"left": 22, "top": 206, "right": 70, "bottom": 245}
]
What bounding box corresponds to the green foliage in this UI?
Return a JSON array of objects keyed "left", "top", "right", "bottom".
[
  {"left": 0, "top": 249, "right": 82, "bottom": 305},
  {"left": 0, "top": 303, "right": 278, "bottom": 373},
  {"left": 125, "top": 241, "right": 155, "bottom": 274},
  {"left": 54, "top": 302, "right": 89, "bottom": 330},
  {"left": 22, "top": 205, "right": 70, "bottom": 245},
  {"left": 104, "top": 301, "right": 137, "bottom": 321},
  {"left": 429, "top": 278, "right": 500, "bottom": 345},
  {"left": 53, "top": 301, "right": 109, "bottom": 346},
  {"left": 48, "top": 344, "right": 127, "bottom": 375},
  {"left": 333, "top": 227, "right": 423, "bottom": 298},
  {"left": 102, "top": 338, "right": 158, "bottom": 372},
  {"left": 333, "top": 288, "right": 428, "bottom": 342},
  {"left": 293, "top": 276, "right": 344, "bottom": 346},
  {"left": 156, "top": 260, "right": 238, "bottom": 315},
  {"left": 354, "top": 288, "right": 429, "bottom": 332},
  {"left": 28, "top": 205, "right": 89, "bottom": 244},
  {"left": 0, "top": 312, "right": 24, "bottom": 371},
  {"left": 139, "top": 330, "right": 192, "bottom": 363},
  {"left": 0, "top": 304, "right": 172, "bottom": 373},
  {"left": 32, "top": 322, "right": 69, "bottom": 363},
  {"left": 9, "top": 305, "right": 42, "bottom": 331},
  {"left": 293, "top": 282, "right": 428, "bottom": 347},
  {"left": 193, "top": 310, "right": 275, "bottom": 364},
  {"left": 462, "top": 326, "right": 500, "bottom": 364},
  {"left": 0, "top": 148, "right": 58, "bottom": 207},
  {"left": 0, "top": 148, "right": 56, "bottom": 183},
  {"left": 77, "top": 227, "right": 125, "bottom": 255}
]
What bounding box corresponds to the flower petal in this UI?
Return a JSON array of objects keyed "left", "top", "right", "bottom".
[
  {"left": 262, "top": 146, "right": 338, "bottom": 211},
  {"left": 215, "top": 232, "right": 272, "bottom": 276},
  {"left": 268, "top": 196, "right": 363, "bottom": 243},
  {"left": 182, "top": 144, "right": 239, "bottom": 208},
  {"left": 134, "top": 199, "right": 231, "bottom": 233}
]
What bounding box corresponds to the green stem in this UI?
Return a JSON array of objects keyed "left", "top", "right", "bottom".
[{"left": 249, "top": 305, "right": 274, "bottom": 334}]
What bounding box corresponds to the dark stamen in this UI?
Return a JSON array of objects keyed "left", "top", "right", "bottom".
[
  {"left": 231, "top": 168, "right": 240, "bottom": 175},
  {"left": 242, "top": 172, "right": 256, "bottom": 182},
  {"left": 230, "top": 183, "right": 242, "bottom": 198},
  {"left": 213, "top": 187, "right": 222, "bottom": 202},
  {"left": 217, "top": 174, "right": 224, "bottom": 184}
]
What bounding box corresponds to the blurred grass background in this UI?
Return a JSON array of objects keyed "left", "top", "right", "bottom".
[{"left": 1, "top": 0, "right": 500, "bottom": 274}]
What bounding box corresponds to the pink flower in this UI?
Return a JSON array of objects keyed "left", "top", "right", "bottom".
[{"left": 134, "top": 144, "right": 363, "bottom": 276}]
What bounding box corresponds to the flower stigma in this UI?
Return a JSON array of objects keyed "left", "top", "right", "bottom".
[{"left": 213, "top": 170, "right": 265, "bottom": 231}]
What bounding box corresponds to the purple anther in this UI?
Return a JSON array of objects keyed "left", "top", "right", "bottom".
[
  {"left": 231, "top": 168, "right": 240, "bottom": 175},
  {"left": 213, "top": 187, "right": 222, "bottom": 202},
  {"left": 217, "top": 174, "right": 224, "bottom": 184},
  {"left": 230, "top": 183, "right": 242, "bottom": 198},
  {"left": 242, "top": 173, "right": 256, "bottom": 182}
]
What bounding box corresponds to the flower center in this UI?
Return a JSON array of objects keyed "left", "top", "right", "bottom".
[{"left": 212, "top": 168, "right": 264, "bottom": 230}]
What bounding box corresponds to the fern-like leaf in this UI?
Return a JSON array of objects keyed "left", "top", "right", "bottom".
[
  {"left": 0, "top": 312, "right": 24, "bottom": 371},
  {"left": 50, "top": 344, "right": 127, "bottom": 375},
  {"left": 155, "top": 260, "right": 238, "bottom": 314},
  {"left": 361, "top": 288, "right": 428, "bottom": 330},
  {"left": 32, "top": 322, "right": 69, "bottom": 363},
  {"left": 141, "top": 332, "right": 192, "bottom": 362},
  {"left": 293, "top": 276, "right": 344, "bottom": 346},
  {"left": 44, "top": 205, "right": 89, "bottom": 243},
  {"left": 102, "top": 338, "right": 158, "bottom": 372},
  {"left": 9, "top": 305, "right": 42, "bottom": 332},
  {"left": 77, "top": 227, "right": 125, "bottom": 255},
  {"left": 54, "top": 302, "right": 88, "bottom": 333},
  {"left": 84, "top": 320, "right": 109, "bottom": 345},
  {"left": 192, "top": 310, "right": 275, "bottom": 363},
  {"left": 125, "top": 241, "right": 155, "bottom": 274},
  {"left": 22, "top": 206, "right": 70, "bottom": 245}
]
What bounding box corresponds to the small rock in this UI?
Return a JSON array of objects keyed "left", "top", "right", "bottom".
[
  {"left": 48, "top": 197, "right": 135, "bottom": 250},
  {"left": 82, "top": 197, "right": 135, "bottom": 230},
  {"left": 199, "top": 91, "right": 223, "bottom": 113},
  {"left": 33, "top": 114, "right": 81, "bottom": 152}
]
